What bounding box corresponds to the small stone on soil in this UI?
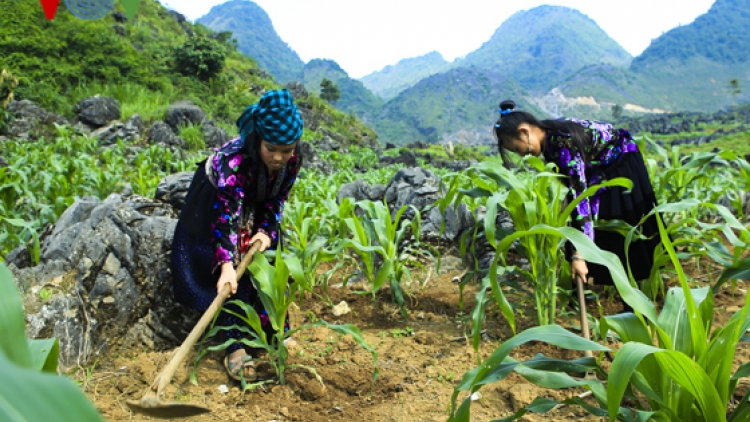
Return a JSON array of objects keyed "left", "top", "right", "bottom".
[{"left": 332, "top": 301, "right": 351, "bottom": 316}]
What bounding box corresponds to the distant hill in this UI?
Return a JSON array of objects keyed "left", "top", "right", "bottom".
[
  {"left": 359, "top": 51, "right": 453, "bottom": 101},
  {"left": 197, "top": 0, "right": 304, "bottom": 83},
  {"left": 560, "top": 0, "right": 750, "bottom": 111},
  {"left": 302, "top": 59, "right": 383, "bottom": 124},
  {"left": 556, "top": 64, "right": 655, "bottom": 109},
  {"left": 374, "top": 66, "right": 545, "bottom": 145},
  {"left": 633, "top": 0, "right": 750, "bottom": 69},
  {"left": 461, "top": 5, "right": 632, "bottom": 94}
]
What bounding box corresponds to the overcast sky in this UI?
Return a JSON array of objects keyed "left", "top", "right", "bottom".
[{"left": 161, "top": 0, "right": 715, "bottom": 79}]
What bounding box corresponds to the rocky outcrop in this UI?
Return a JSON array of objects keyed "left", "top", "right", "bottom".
[
  {"left": 90, "top": 114, "right": 143, "bottom": 145},
  {"left": 338, "top": 167, "right": 481, "bottom": 243},
  {"left": 8, "top": 187, "right": 197, "bottom": 368},
  {"left": 299, "top": 141, "right": 334, "bottom": 175},
  {"left": 384, "top": 167, "right": 444, "bottom": 217},
  {"left": 337, "top": 166, "right": 514, "bottom": 270},
  {"left": 1, "top": 100, "right": 70, "bottom": 141}
]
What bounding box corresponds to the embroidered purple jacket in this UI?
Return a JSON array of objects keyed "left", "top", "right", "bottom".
[
  {"left": 542, "top": 119, "right": 639, "bottom": 242},
  {"left": 208, "top": 137, "right": 301, "bottom": 270}
]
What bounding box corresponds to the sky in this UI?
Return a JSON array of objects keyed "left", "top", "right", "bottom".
[{"left": 161, "top": 0, "right": 716, "bottom": 79}]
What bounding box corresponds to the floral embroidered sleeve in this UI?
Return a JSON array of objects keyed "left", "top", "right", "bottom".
[
  {"left": 254, "top": 150, "right": 302, "bottom": 248},
  {"left": 209, "top": 151, "right": 247, "bottom": 271},
  {"left": 556, "top": 144, "right": 595, "bottom": 242}
]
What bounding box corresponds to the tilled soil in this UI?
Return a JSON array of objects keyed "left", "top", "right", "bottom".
[{"left": 80, "top": 264, "right": 750, "bottom": 422}]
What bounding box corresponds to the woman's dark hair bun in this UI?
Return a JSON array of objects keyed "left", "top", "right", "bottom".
[{"left": 499, "top": 100, "right": 516, "bottom": 112}]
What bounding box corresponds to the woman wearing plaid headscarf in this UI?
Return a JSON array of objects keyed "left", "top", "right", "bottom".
[{"left": 172, "top": 89, "right": 304, "bottom": 381}]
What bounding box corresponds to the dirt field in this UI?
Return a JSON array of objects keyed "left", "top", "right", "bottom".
[{"left": 80, "top": 259, "right": 750, "bottom": 422}]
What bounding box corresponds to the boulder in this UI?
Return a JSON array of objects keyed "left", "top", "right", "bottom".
[
  {"left": 285, "top": 81, "right": 308, "bottom": 100},
  {"left": 154, "top": 172, "right": 194, "bottom": 211},
  {"left": 384, "top": 167, "right": 444, "bottom": 217},
  {"left": 337, "top": 180, "right": 387, "bottom": 204},
  {"left": 73, "top": 96, "right": 121, "bottom": 128},
  {"left": 112, "top": 11, "right": 127, "bottom": 22},
  {"left": 202, "top": 120, "right": 230, "bottom": 148},
  {"left": 165, "top": 100, "right": 206, "bottom": 132},
  {"left": 379, "top": 150, "right": 418, "bottom": 167},
  {"left": 147, "top": 121, "right": 185, "bottom": 148},
  {"left": 422, "top": 202, "right": 475, "bottom": 242},
  {"left": 317, "top": 136, "right": 341, "bottom": 152}
]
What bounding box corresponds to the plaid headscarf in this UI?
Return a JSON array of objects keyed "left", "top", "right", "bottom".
[{"left": 237, "top": 89, "right": 304, "bottom": 145}]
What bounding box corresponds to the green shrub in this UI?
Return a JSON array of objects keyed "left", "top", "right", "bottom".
[
  {"left": 172, "top": 36, "right": 227, "bottom": 81},
  {"left": 178, "top": 122, "right": 206, "bottom": 151}
]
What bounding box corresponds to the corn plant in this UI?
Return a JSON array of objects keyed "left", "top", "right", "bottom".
[
  {"left": 449, "top": 211, "right": 750, "bottom": 422},
  {"left": 0, "top": 127, "right": 203, "bottom": 257},
  {"left": 283, "top": 201, "right": 342, "bottom": 301},
  {"left": 342, "top": 200, "right": 439, "bottom": 317},
  {"left": 0, "top": 263, "right": 104, "bottom": 421},
  {"left": 193, "top": 249, "right": 378, "bottom": 389},
  {"left": 441, "top": 156, "right": 632, "bottom": 329},
  {"left": 637, "top": 136, "right": 729, "bottom": 219},
  {"left": 615, "top": 199, "right": 750, "bottom": 298}
]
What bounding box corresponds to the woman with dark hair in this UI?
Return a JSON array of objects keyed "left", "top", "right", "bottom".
[
  {"left": 171, "top": 89, "right": 303, "bottom": 380},
  {"left": 493, "top": 100, "right": 661, "bottom": 309}
]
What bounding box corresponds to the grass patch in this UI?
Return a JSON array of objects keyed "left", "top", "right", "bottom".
[{"left": 178, "top": 123, "right": 206, "bottom": 151}]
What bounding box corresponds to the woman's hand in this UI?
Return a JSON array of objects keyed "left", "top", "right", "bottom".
[
  {"left": 217, "top": 262, "right": 238, "bottom": 295},
  {"left": 571, "top": 253, "right": 589, "bottom": 283},
  {"left": 250, "top": 232, "right": 271, "bottom": 252}
]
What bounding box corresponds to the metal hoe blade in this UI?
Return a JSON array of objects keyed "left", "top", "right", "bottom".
[{"left": 126, "top": 394, "right": 210, "bottom": 419}]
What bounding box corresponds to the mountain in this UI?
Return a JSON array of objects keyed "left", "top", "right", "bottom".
[
  {"left": 197, "top": 0, "right": 304, "bottom": 83},
  {"left": 374, "top": 66, "right": 546, "bottom": 144},
  {"left": 560, "top": 0, "right": 750, "bottom": 111},
  {"left": 359, "top": 51, "right": 453, "bottom": 101},
  {"left": 632, "top": 0, "right": 750, "bottom": 69},
  {"left": 462, "top": 5, "right": 632, "bottom": 94},
  {"left": 302, "top": 59, "right": 383, "bottom": 124}
]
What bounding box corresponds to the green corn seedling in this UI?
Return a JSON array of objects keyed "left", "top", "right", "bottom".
[
  {"left": 448, "top": 209, "right": 750, "bottom": 422},
  {"left": 442, "top": 156, "right": 633, "bottom": 329},
  {"left": 193, "top": 249, "right": 378, "bottom": 390},
  {"left": 342, "top": 200, "right": 438, "bottom": 317}
]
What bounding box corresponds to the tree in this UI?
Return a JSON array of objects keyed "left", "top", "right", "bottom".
[
  {"left": 729, "top": 79, "right": 742, "bottom": 123},
  {"left": 320, "top": 78, "right": 340, "bottom": 104},
  {"left": 729, "top": 78, "right": 742, "bottom": 103},
  {"left": 611, "top": 103, "right": 623, "bottom": 121},
  {"left": 172, "top": 36, "right": 227, "bottom": 81}
]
